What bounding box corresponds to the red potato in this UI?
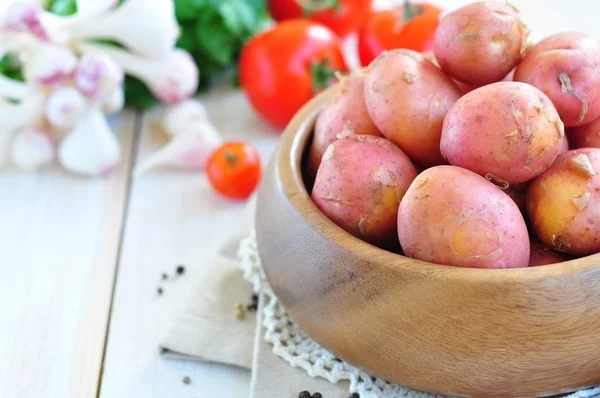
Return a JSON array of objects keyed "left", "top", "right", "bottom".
[
  {"left": 514, "top": 32, "right": 600, "bottom": 127},
  {"left": 440, "top": 82, "right": 565, "bottom": 184},
  {"left": 398, "top": 165, "right": 529, "bottom": 269},
  {"left": 433, "top": 1, "right": 528, "bottom": 86},
  {"left": 560, "top": 134, "right": 570, "bottom": 154},
  {"left": 528, "top": 239, "right": 570, "bottom": 267},
  {"left": 568, "top": 116, "right": 600, "bottom": 149},
  {"left": 364, "top": 49, "right": 462, "bottom": 167},
  {"left": 312, "top": 135, "right": 418, "bottom": 247},
  {"left": 527, "top": 148, "right": 600, "bottom": 256},
  {"left": 307, "top": 69, "right": 382, "bottom": 178}
]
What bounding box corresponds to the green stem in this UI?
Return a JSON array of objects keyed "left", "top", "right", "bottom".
[
  {"left": 297, "top": 0, "right": 341, "bottom": 17},
  {"left": 310, "top": 57, "right": 339, "bottom": 94},
  {"left": 403, "top": 0, "right": 424, "bottom": 22},
  {"left": 224, "top": 150, "right": 238, "bottom": 166}
]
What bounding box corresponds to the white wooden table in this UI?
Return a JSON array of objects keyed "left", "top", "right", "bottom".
[{"left": 1, "top": 1, "right": 598, "bottom": 397}]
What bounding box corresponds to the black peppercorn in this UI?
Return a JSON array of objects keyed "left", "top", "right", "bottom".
[
  {"left": 298, "top": 391, "right": 311, "bottom": 398},
  {"left": 252, "top": 294, "right": 258, "bottom": 302},
  {"left": 182, "top": 376, "right": 191, "bottom": 384},
  {"left": 312, "top": 393, "right": 322, "bottom": 398},
  {"left": 349, "top": 393, "right": 360, "bottom": 398},
  {"left": 157, "top": 287, "right": 163, "bottom": 295},
  {"left": 176, "top": 265, "right": 185, "bottom": 275}
]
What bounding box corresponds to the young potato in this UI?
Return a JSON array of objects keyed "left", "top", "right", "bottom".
[
  {"left": 527, "top": 148, "right": 600, "bottom": 256},
  {"left": 364, "top": 49, "right": 462, "bottom": 167},
  {"left": 568, "top": 116, "right": 600, "bottom": 149},
  {"left": 307, "top": 69, "right": 382, "bottom": 178},
  {"left": 398, "top": 165, "right": 529, "bottom": 269},
  {"left": 528, "top": 239, "right": 570, "bottom": 267},
  {"left": 560, "top": 134, "right": 570, "bottom": 154},
  {"left": 312, "top": 135, "right": 418, "bottom": 247},
  {"left": 440, "top": 82, "right": 565, "bottom": 184},
  {"left": 433, "top": 1, "right": 528, "bottom": 86},
  {"left": 514, "top": 32, "right": 600, "bottom": 127}
]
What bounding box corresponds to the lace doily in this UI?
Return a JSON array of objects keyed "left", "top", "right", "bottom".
[{"left": 237, "top": 233, "right": 600, "bottom": 398}]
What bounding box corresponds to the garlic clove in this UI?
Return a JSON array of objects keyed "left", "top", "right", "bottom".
[
  {"left": 45, "top": 86, "right": 88, "bottom": 131},
  {"left": 162, "top": 100, "right": 209, "bottom": 137},
  {"left": 0, "top": 73, "right": 31, "bottom": 99},
  {"left": 74, "top": 50, "right": 124, "bottom": 100},
  {"left": 10, "top": 127, "right": 55, "bottom": 170},
  {"left": 23, "top": 42, "right": 77, "bottom": 85},
  {"left": 134, "top": 122, "right": 223, "bottom": 177},
  {"left": 2, "top": 2, "right": 48, "bottom": 40},
  {"left": 56, "top": 0, "right": 178, "bottom": 58},
  {"left": 58, "top": 107, "right": 121, "bottom": 176},
  {"left": 0, "top": 93, "right": 45, "bottom": 133},
  {"left": 79, "top": 44, "right": 199, "bottom": 104},
  {"left": 101, "top": 87, "right": 124, "bottom": 115}
]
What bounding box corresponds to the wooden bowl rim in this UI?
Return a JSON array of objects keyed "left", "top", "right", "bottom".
[{"left": 278, "top": 86, "right": 600, "bottom": 283}]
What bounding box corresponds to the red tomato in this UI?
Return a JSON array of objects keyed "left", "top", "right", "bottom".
[
  {"left": 206, "top": 142, "right": 262, "bottom": 200},
  {"left": 240, "top": 20, "right": 347, "bottom": 129},
  {"left": 358, "top": 2, "right": 443, "bottom": 67},
  {"left": 268, "top": 0, "right": 373, "bottom": 37}
]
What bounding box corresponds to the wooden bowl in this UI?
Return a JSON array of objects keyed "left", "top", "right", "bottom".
[{"left": 255, "top": 87, "right": 600, "bottom": 398}]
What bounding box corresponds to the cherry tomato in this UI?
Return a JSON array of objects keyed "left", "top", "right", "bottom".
[
  {"left": 358, "top": 2, "right": 443, "bottom": 67},
  {"left": 240, "top": 20, "right": 347, "bottom": 129},
  {"left": 206, "top": 142, "right": 262, "bottom": 200},
  {"left": 268, "top": 0, "right": 373, "bottom": 37}
]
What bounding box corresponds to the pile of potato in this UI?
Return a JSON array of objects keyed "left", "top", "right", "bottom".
[{"left": 308, "top": 1, "right": 600, "bottom": 269}]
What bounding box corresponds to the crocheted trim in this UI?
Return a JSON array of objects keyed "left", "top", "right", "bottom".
[{"left": 237, "top": 233, "right": 600, "bottom": 398}]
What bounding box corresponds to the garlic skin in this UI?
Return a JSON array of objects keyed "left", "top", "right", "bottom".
[
  {"left": 58, "top": 107, "right": 121, "bottom": 176},
  {"left": 80, "top": 44, "right": 199, "bottom": 105},
  {"left": 11, "top": 127, "right": 55, "bottom": 170},
  {"left": 23, "top": 42, "right": 77, "bottom": 85},
  {"left": 162, "top": 100, "right": 209, "bottom": 137},
  {"left": 0, "top": 93, "right": 45, "bottom": 133},
  {"left": 49, "top": 0, "right": 178, "bottom": 58},
  {"left": 2, "top": 2, "right": 48, "bottom": 40},
  {"left": 45, "top": 86, "right": 88, "bottom": 131},
  {"left": 0, "top": 73, "right": 31, "bottom": 99},
  {"left": 134, "top": 122, "right": 223, "bottom": 177},
  {"left": 101, "top": 87, "right": 124, "bottom": 115},
  {"left": 74, "top": 51, "right": 124, "bottom": 100}
]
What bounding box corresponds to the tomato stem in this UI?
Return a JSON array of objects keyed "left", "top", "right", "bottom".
[
  {"left": 310, "top": 57, "right": 339, "bottom": 94},
  {"left": 224, "top": 149, "right": 239, "bottom": 166},
  {"left": 403, "top": 0, "right": 424, "bottom": 21},
  {"left": 297, "top": 0, "right": 342, "bottom": 17}
]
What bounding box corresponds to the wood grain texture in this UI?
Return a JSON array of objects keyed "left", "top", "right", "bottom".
[
  {"left": 0, "top": 112, "right": 137, "bottom": 398},
  {"left": 255, "top": 87, "right": 600, "bottom": 398},
  {"left": 98, "top": 87, "right": 279, "bottom": 398}
]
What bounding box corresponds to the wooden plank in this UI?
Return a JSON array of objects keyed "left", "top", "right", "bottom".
[
  {"left": 98, "top": 86, "right": 279, "bottom": 398},
  {"left": 0, "top": 111, "right": 137, "bottom": 398}
]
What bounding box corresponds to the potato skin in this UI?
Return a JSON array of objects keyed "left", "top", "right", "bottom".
[
  {"left": 364, "top": 49, "right": 462, "bottom": 167},
  {"left": 312, "top": 135, "right": 418, "bottom": 247},
  {"left": 514, "top": 32, "right": 600, "bottom": 127},
  {"left": 528, "top": 239, "right": 570, "bottom": 267},
  {"left": 398, "top": 165, "right": 530, "bottom": 269},
  {"left": 433, "top": 1, "right": 527, "bottom": 86},
  {"left": 527, "top": 148, "right": 600, "bottom": 256},
  {"left": 308, "top": 69, "right": 382, "bottom": 178},
  {"left": 440, "top": 82, "right": 565, "bottom": 184},
  {"left": 568, "top": 115, "right": 600, "bottom": 149}
]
